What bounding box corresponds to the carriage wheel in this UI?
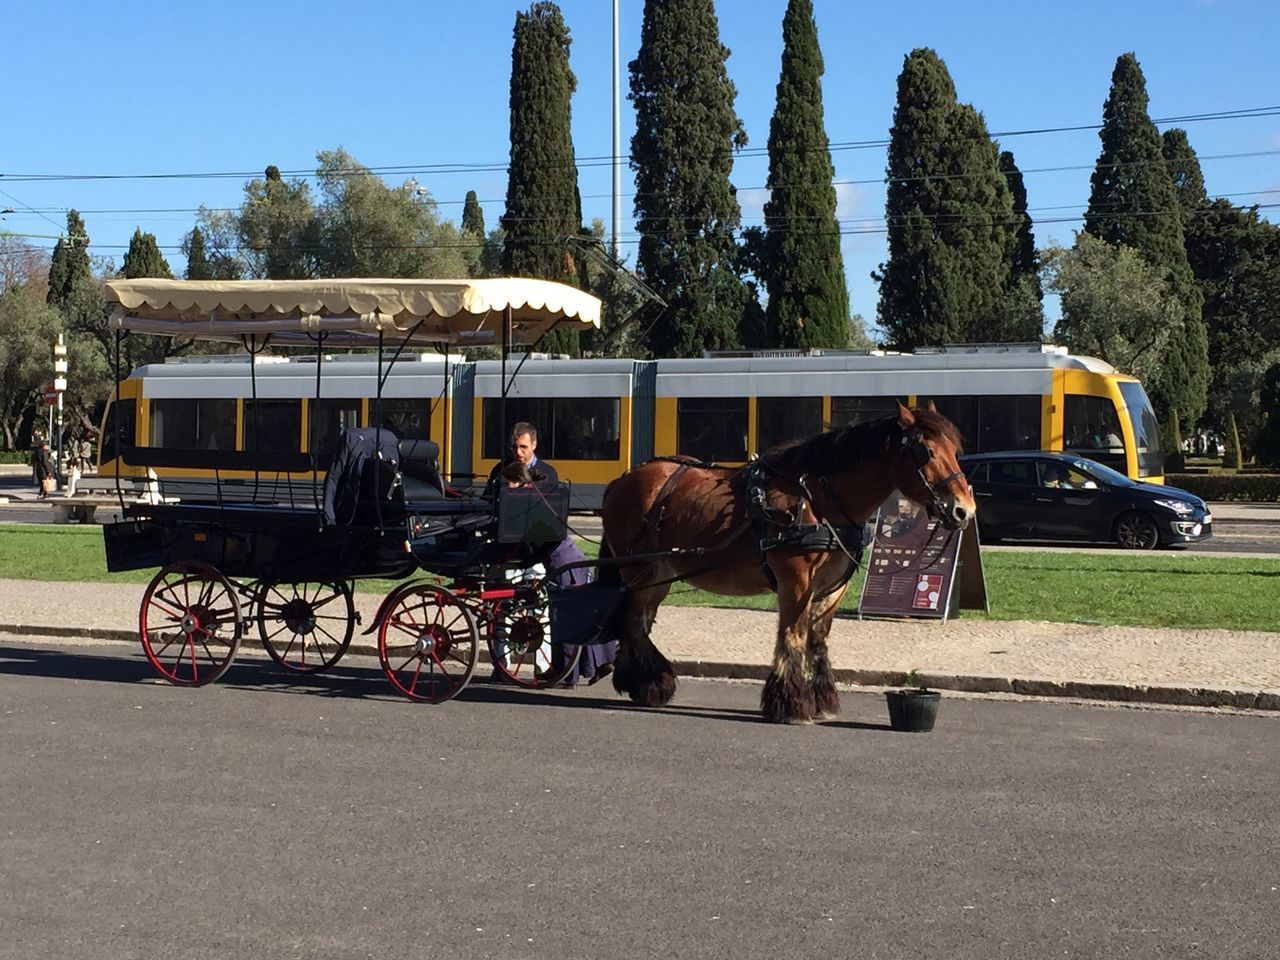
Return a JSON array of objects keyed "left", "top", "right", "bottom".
[
  {"left": 487, "top": 594, "right": 581, "bottom": 689},
  {"left": 377, "top": 583, "right": 479, "bottom": 703},
  {"left": 256, "top": 580, "right": 355, "bottom": 674},
  {"left": 139, "top": 561, "right": 243, "bottom": 687}
]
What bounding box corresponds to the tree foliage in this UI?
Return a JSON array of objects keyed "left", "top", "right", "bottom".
[
  {"left": 121, "top": 228, "right": 174, "bottom": 280},
  {"left": 1083, "top": 53, "right": 1208, "bottom": 427},
  {"left": 875, "top": 49, "right": 1017, "bottom": 349},
  {"left": 1256, "top": 362, "right": 1280, "bottom": 467},
  {"left": 312, "top": 150, "right": 468, "bottom": 280},
  {"left": 758, "top": 0, "right": 848, "bottom": 349},
  {"left": 994, "top": 150, "right": 1044, "bottom": 341},
  {"left": 502, "top": 2, "right": 584, "bottom": 355},
  {"left": 183, "top": 226, "right": 213, "bottom": 280},
  {"left": 630, "top": 0, "right": 749, "bottom": 357},
  {"left": 239, "top": 165, "right": 318, "bottom": 279},
  {"left": 1044, "top": 233, "right": 1182, "bottom": 381}
]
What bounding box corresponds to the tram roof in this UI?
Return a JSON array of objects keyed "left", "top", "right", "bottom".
[{"left": 104, "top": 278, "right": 601, "bottom": 348}]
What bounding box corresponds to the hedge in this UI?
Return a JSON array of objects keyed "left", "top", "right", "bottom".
[
  {"left": 1167, "top": 473, "right": 1280, "bottom": 502},
  {"left": 0, "top": 451, "right": 33, "bottom": 465}
]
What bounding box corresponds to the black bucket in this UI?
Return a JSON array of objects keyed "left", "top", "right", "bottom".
[{"left": 885, "top": 688, "right": 941, "bottom": 732}]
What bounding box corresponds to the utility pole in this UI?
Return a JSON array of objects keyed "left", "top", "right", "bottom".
[
  {"left": 611, "top": 0, "right": 622, "bottom": 257},
  {"left": 52, "top": 334, "right": 68, "bottom": 479}
]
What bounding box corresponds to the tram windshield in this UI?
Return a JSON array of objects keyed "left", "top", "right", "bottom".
[{"left": 1118, "top": 381, "right": 1163, "bottom": 478}]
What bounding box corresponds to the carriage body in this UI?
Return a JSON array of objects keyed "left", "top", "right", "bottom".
[{"left": 99, "top": 277, "right": 602, "bottom": 702}]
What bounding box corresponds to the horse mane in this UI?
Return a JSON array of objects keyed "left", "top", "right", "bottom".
[{"left": 762, "top": 407, "right": 963, "bottom": 475}]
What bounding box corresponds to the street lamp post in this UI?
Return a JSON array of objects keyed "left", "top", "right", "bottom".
[{"left": 53, "top": 334, "right": 68, "bottom": 480}]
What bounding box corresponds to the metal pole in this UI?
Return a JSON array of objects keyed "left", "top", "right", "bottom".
[{"left": 612, "top": 0, "right": 622, "bottom": 258}]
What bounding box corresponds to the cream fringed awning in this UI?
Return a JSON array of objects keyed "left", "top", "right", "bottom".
[{"left": 104, "top": 277, "right": 602, "bottom": 347}]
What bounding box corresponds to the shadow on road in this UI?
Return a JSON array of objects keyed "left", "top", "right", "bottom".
[{"left": 0, "top": 642, "right": 893, "bottom": 730}]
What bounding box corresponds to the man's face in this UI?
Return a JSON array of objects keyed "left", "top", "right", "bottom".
[{"left": 511, "top": 432, "right": 536, "bottom": 465}]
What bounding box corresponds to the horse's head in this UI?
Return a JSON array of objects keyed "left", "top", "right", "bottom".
[{"left": 893, "top": 402, "right": 975, "bottom": 530}]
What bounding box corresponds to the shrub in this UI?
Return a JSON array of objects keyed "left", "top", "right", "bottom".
[{"left": 1167, "top": 472, "right": 1280, "bottom": 502}]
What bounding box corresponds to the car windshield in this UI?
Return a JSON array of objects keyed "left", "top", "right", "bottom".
[{"left": 1070, "top": 457, "right": 1132, "bottom": 486}]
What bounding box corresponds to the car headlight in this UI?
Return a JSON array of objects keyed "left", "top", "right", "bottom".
[{"left": 1153, "top": 498, "right": 1195, "bottom": 515}]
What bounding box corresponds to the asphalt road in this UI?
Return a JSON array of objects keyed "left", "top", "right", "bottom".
[{"left": 2, "top": 637, "right": 1277, "bottom": 960}]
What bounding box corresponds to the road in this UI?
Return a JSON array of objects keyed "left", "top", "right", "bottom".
[{"left": 1, "top": 636, "right": 1277, "bottom": 960}]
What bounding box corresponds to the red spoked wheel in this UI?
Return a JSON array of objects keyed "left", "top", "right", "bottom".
[
  {"left": 255, "top": 580, "right": 355, "bottom": 674},
  {"left": 487, "top": 587, "right": 580, "bottom": 688},
  {"left": 139, "top": 561, "right": 244, "bottom": 687},
  {"left": 377, "top": 583, "right": 479, "bottom": 703}
]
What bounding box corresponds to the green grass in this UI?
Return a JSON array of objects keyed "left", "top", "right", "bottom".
[{"left": 2, "top": 524, "right": 1278, "bottom": 632}]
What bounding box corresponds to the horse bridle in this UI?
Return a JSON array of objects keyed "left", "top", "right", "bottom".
[{"left": 901, "top": 432, "right": 966, "bottom": 523}]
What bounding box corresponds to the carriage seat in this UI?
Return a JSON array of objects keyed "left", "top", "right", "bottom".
[{"left": 397, "top": 438, "right": 445, "bottom": 502}]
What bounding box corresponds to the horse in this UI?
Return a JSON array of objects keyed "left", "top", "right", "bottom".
[{"left": 597, "top": 402, "right": 975, "bottom": 724}]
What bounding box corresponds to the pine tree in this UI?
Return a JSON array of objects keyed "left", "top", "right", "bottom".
[
  {"left": 874, "top": 49, "right": 1016, "bottom": 349},
  {"left": 502, "top": 2, "right": 584, "bottom": 355},
  {"left": 183, "top": 226, "right": 213, "bottom": 280},
  {"left": 630, "top": 0, "right": 749, "bottom": 357},
  {"left": 122, "top": 229, "right": 174, "bottom": 280},
  {"left": 759, "top": 0, "right": 848, "bottom": 349},
  {"left": 462, "top": 190, "right": 486, "bottom": 238},
  {"left": 1084, "top": 53, "right": 1209, "bottom": 433}
]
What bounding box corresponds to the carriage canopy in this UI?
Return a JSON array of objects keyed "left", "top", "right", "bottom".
[{"left": 104, "top": 277, "right": 602, "bottom": 347}]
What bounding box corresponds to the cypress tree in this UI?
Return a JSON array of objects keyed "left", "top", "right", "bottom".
[
  {"left": 875, "top": 49, "right": 1016, "bottom": 349},
  {"left": 183, "top": 226, "right": 213, "bottom": 280},
  {"left": 1084, "top": 53, "right": 1209, "bottom": 432},
  {"left": 462, "top": 190, "right": 486, "bottom": 238},
  {"left": 995, "top": 150, "right": 1044, "bottom": 341},
  {"left": 122, "top": 228, "right": 174, "bottom": 280},
  {"left": 502, "top": 2, "right": 584, "bottom": 355},
  {"left": 760, "top": 0, "right": 848, "bottom": 349},
  {"left": 630, "top": 0, "right": 749, "bottom": 357},
  {"left": 1162, "top": 128, "right": 1209, "bottom": 217},
  {"left": 47, "top": 211, "right": 93, "bottom": 314}
]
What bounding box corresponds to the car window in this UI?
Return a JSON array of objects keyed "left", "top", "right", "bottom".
[
  {"left": 988, "top": 461, "right": 1035, "bottom": 486},
  {"left": 1038, "top": 462, "right": 1096, "bottom": 490},
  {"left": 962, "top": 462, "right": 987, "bottom": 483}
]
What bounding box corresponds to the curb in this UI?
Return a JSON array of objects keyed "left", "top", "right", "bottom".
[{"left": 4, "top": 622, "right": 1278, "bottom": 713}]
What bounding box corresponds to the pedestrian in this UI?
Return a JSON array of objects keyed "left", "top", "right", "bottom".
[{"left": 32, "top": 440, "right": 56, "bottom": 498}]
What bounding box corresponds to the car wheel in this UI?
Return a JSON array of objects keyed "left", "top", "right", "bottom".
[{"left": 1115, "top": 511, "right": 1159, "bottom": 550}]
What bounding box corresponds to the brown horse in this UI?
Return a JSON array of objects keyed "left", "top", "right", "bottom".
[{"left": 598, "top": 403, "right": 975, "bottom": 724}]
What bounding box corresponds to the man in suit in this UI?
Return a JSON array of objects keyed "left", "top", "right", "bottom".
[{"left": 485, "top": 421, "right": 559, "bottom": 492}]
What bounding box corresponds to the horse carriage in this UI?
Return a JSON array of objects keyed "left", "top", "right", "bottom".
[{"left": 99, "top": 277, "right": 615, "bottom": 703}]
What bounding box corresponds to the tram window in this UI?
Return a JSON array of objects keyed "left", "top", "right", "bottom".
[
  {"left": 149, "top": 399, "right": 236, "bottom": 451},
  {"left": 376, "top": 398, "right": 431, "bottom": 443},
  {"left": 758, "top": 397, "right": 822, "bottom": 454},
  {"left": 678, "top": 397, "right": 747, "bottom": 462},
  {"left": 1063, "top": 394, "right": 1127, "bottom": 471},
  {"left": 831, "top": 396, "right": 901, "bottom": 428},
  {"left": 921, "top": 395, "right": 1040, "bottom": 453},
  {"left": 482, "top": 397, "right": 621, "bottom": 461},
  {"left": 308, "top": 399, "right": 362, "bottom": 465},
  {"left": 550, "top": 397, "right": 620, "bottom": 460},
  {"left": 100, "top": 401, "right": 137, "bottom": 463},
  {"left": 243, "top": 400, "right": 301, "bottom": 454}
]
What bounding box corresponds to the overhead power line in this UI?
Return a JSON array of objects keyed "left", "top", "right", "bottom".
[{"left": 2, "top": 104, "right": 1277, "bottom": 184}]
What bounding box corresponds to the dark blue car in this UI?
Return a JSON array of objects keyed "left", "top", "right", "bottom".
[{"left": 959, "top": 451, "right": 1212, "bottom": 550}]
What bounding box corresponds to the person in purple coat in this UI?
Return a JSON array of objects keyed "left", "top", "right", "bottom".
[{"left": 498, "top": 459, "right": 615, "bottom": 686}]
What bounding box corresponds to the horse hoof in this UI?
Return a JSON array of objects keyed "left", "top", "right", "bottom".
[{"left": 761, "top": 673, "right": 817, "bottom": 724}]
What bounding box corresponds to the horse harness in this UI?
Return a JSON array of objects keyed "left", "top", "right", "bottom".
[{"left": 740, "top": 459, "right": 866, "bottom": 592}]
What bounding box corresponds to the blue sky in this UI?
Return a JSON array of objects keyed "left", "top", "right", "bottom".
[{"left": 3, "top": 0, "right": 1277, "bottom": 335}]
